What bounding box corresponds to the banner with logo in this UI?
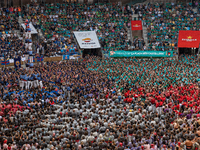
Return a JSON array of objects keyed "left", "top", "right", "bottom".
[
  {"left": 109, "top": 51, "right": 173, "bottom": 58},
  {"left": 178, "top": 30, "right": 200, "bottom": 48},
  {"left": 62, "top": 55, "right": 69, "bottom": 60},
  {"left": 73, "top": 31, "right": 101, "bottom": 49},
  {"left": 14, "top": 57, "right": 21, "bottom": 69},
  {"left": 131, "top": 20, "right": 143, "bottom": 30}
]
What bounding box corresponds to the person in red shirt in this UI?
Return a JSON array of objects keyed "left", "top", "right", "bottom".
[
  {"left": 160, "top": 101, "right": 163, "bottom": 107},
  {"left": 176, "top": 104, "right": 180, "bottom": 110},
  {"left": 189, "top": 102, "right": 193, "bottom": 108},
  {"left": 156, "top": 101, "right": 163, "bottom": 115},
  {"left": 156, "top": 101, "right": 160, "bottom": 108},
  {"left": 127, "top": 97, "right": 133, "bottom": 103},
  {"left": 7, "top": 143, "right": 11, "bottom": 150},
  {"left": 151, "top": 98, "right": 155, "bottom": 104}
]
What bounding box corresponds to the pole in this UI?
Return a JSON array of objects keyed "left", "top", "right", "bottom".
[
  {"left": 198, "top": 44, "right": 200, "bottom": 63},
  {"left": 177, "top": 47, "right": 179, "bottom": 60}
]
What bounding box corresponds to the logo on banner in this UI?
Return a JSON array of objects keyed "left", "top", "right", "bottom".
[
  {"left": 16, "top": 61, "right": 20, "bottom": 66},
  {"left": 166, "top": 52, "right": 171, "bottom": 56},
  {"left": 74, "top": 31, "right": 101, "bottom": 48},
  {"left": 133, "top": 24, "right": 141, "bottom": 27},
  {"left": 82, "top": 38, "right": 92, "bottom": 43},
  {"left": 182, "top": 36, "right": 197, "bottom": 42},
  {"left": 110, "top": 51, "right": 115, "bottom": 56}
]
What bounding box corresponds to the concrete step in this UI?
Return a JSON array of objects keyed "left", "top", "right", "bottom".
[
  {"left": 142, "top": 25, "right": 148, "bottom": 45},
  {"left": 14, "top": 29, "right": 22, "bottom": 38},
  {"left": 132, "top": 14, "right": 138, "bottom": 17},
  {"left": 38, "top": 29, "right": 45, "bottom": 39},
  {"left": 193, "top": 8, "right": 198, "bottom": 13},
  {"left": 127, "top": 27, "right": 132, "bottom": 42}
]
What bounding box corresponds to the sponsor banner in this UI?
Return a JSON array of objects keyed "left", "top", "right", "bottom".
[
  {"left": 178, "top": 30, "right": 200, "bottom": 48},
  {"left": 73, "top": 31, "right": 101, "bottom": 49},
  {"left": 109, "top": 51, "right": 173, "bottom": 57},
  {"left": 131, "top": 20, "right": 143, "bottom": 30}
]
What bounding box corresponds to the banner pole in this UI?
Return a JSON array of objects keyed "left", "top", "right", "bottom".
[{"left": 198, "top": 43, "right": 200, "bottom": 63}]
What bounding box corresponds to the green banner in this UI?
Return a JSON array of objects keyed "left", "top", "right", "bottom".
[{"left": 109, "top": 51, "right": 173, "bottom": 57}]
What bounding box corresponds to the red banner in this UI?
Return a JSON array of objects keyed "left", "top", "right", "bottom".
[
  {"left": 131, "top": 20, "right": 143, "bottom": 30},
  {"left": 178, "top": 30, "right": 200, "bottom": 48}
]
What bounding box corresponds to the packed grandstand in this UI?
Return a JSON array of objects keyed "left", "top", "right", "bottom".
[{"left": 0, "top": 0, "right": 200, "bottom": 150}]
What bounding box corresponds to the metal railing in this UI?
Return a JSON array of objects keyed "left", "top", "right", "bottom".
[
  {"left": 146, "top": 0, "right": 176, "bottom": 4},
  {"left": 128, "top": 0, "right": 147, "bottom": 5}
]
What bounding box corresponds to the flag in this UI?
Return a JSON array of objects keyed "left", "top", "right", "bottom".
[
  {"left": 14, "top": 57, "right": 21, "bottom": 69},
  {"left": 1, "top": 58, "right": 10, "bottom": 65},
  {"left": 62, "top": 55, "right": 69, "bottom": 60},
  {"left": 37, "top": 55, "right": 44, "bottom": 62}
]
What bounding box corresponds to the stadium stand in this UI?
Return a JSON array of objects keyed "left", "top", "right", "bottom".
[
  {"left": 0, "top": 7, "right": 24, "bottom": 59},
  {"left": 19, "top": 2, "right": 131, "bottom": 56},
  {"left": 0, "top": 1, "right": 200, "bottom": 150},
  {"left": 133, "top": 2, "right": 200, "bottom": 51}
]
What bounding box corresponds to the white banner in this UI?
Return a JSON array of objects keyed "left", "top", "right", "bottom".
[
  {"left": 73, "top": 31, "right": 101, "bottom": 49},
  {"left": 21, "top": 22, "right": 38, "bottom": 34}
]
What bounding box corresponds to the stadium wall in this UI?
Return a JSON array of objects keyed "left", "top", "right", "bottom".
[
  {"left": 1, "top": 0, "right": 148, "bottom": 7},
  {"left": 0, "top": 56, "right": 63, "bottom": 68},
  {"left": 1, "top": 0, "right": 180, "bottom": 9},
  {"left": 1, "top": 0, "right": 63, "bottom": 7}
]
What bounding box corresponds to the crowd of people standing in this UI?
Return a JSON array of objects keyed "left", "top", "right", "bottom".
[
  {"left": 0, "top": 55, "right": 199, "bottom": 150},
  {"left": 0, "top": 0, "right": 200, "bottom": 150}
]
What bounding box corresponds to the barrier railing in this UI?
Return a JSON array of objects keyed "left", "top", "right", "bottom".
[{"left": 0, "top": 56, "right": 63, "bottom": 68}]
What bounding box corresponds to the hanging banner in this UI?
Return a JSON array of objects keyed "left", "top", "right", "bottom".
[
  {"left": 73, "top": 31, "right": 101, "bottom": 49},
  {"left": 178, "top": 30, "right": 200, "bottom": 48},
  {"left": 62, "top": 55, "right": 69, "bottom": 60},
  {"left": 109, "top": 51, "right": 173, "bottom": 57},
  {"left": 131, "top": 20, "right": 143, "bottom": 30},
  {"left": 14, "top": 57, "right": 21, "bottom": 69},
  {"left": 21, "top": 22, "right": 38, "bottom": 34}
]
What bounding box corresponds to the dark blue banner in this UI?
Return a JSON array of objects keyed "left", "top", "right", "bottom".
[{"left": 14, "top": 57, "right": 21, "bottom": 69}]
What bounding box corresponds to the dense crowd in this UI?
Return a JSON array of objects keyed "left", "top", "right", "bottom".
[
  {"left": 131, "top": 37, "right": 146, "bottom": 50},
  {"left": 0, "top": 1, "right": 200, "bottom": 150},
  {"left": 0, "top": 1, "right": 132, "bottom": 59},
  {"left": 18, "top": 2, "right": 131, "bottom": 57},
  {"left": 1, "top": 1, "right": 200, "bottom": 60},
  {"left": 0, "top": 7, "right": 24, "bottom": 59},
  {"left": 0, "top": 55, "right": 199, "bottom": 150}
]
